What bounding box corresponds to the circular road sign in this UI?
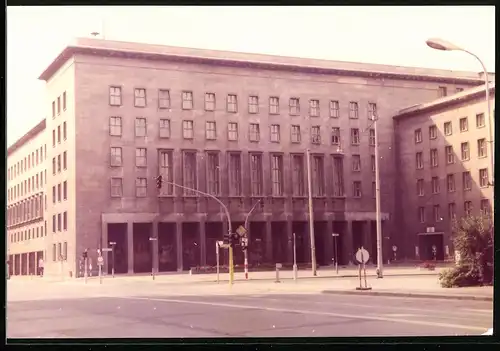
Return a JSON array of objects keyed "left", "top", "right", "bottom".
[
  {"left": 432, "top": 245, "right": 437, "bottom": 252},
  {"left": 355, "top": 248, "right": 370, "bottom": 264},
  {"left": 392, "top": 245, "right": 398, "bottom": 252}
]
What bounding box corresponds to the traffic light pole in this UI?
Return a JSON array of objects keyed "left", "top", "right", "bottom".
[{"left": 243, "top": 199, "right": 261, "bottom": 280}]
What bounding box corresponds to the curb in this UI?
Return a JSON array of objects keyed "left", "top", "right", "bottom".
[{"left": 321, "top": 289, "right": 493, "bottom": 302}]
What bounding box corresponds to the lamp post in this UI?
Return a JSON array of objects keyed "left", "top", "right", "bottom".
[
  {"left": 372, "top": 114, "right": 384, "bottom": 278},
  {"left": 243, "top": 199, "right": 261, "bottom": 280},
  {"left": 332, "top": 233, "right": 339, "bottom": 274},
  {"left": 306, "top": 149, "right": 318, "bottom": 276},
  {"left": 426, "top": 38, "right": 494, "bottom": 216}
]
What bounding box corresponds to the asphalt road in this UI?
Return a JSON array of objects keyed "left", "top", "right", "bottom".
[{"left": 7, "top": 293, "right": 492, "bottom": 338}]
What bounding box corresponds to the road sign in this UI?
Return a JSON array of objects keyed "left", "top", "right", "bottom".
[
  {"left": 236, "top": 225, "right": 247, "bottom": 237},
  {"left": 149, "top": 237, "right": 157, "bottom": 241},
  {"left": 355, "top": 248, "right": 370, "bottom": 264},
  {"left": 109, "top": 241, "right": 117, "bottom": 245},
  {"left": 392, "top": 245, "right": 398, "bottom": 252},
  {"left": 276, "top": 263, "right": 282, "bottom": 269},
  {"left": 97, "top": 256, "right": 104, "bottom": 266},
  {"left": 332, "top": 233, "right": 340, "bottom": 237},
  {"left": 102, "top": 248, "right": 112, "bottom": 252},
  {"left": 432, "top": 245, "right": 437, "bottom": 252}
]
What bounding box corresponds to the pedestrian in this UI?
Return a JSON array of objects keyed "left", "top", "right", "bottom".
[{"left": 38, "top": 258, "right": 44, "bottom": 277}]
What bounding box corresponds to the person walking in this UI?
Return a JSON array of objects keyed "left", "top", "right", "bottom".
[{"left": 38, "top": 258, "right": 44, "bottom": 277}]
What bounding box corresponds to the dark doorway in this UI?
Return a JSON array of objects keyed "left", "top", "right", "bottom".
[
  {"left": 158, "top": 222, "right": 177, "bottom": 272},
  {"left": 21, "top": 253, "right": 27, "bottom": 275},
  {"left": 314, "top": 221, "right": 327, "bottom": 266},
  {"left": 271, "top": 222, "right": 287, "bottom": 264},
  {"left": 249, "top": 222, "right": 265, "bottom": 266},
  {"left": 133, "top": 223, "right": 152, "bottom": 273},
  {"left": 182, "top": 222, "right": 200, "bottom": 270},
  {"left": 28, "top": 252, "right": 36, "bottom": 275},
  {"left": 8, "top": 255, "right": 13, "bottom": 276},
  {"left": 14, "top": 254, "right": 20, "bottom": 275},
  {"left": 292, "top": 221, "right": 308, "bottom": 264},
  {"left": 419, "top": 233, "right": 444, "bottom": 261},
  {"left": 352, "top": 221, "right": 364, "bottom": 253},
  {"left": 108, "top": 223, "right": 128, "bottom": 274},
  {"left": 206, "top": 222, "right": 224, "bottom": 267}
]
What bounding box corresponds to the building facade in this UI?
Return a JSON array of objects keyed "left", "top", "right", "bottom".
[
  {"left": 394, "top": 85, "right": 495, "bottom": 261},
  {"left": 7, "top": 37, "right": 487, "bottom": 277}
]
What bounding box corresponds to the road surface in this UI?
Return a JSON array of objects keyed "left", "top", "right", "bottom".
[{"left": 7, "top": 293, "right": 492, "bottom": 338}]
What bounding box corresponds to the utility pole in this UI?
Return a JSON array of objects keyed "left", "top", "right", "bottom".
[
  {"left": 306, "top": 149, "right": 317, "bottom": 276},
  {"left": 373, "top": 115, "right": 384, "bottom": 278},
  {"left": 243, "top": 200, "right": 261, "bottom": 280}
]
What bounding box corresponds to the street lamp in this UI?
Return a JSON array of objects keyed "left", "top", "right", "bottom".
[
  {"left": 426, "top": 38, "right": 494, "bottom": 215},
  {"left": 372, "top": 114, "right": 384, "bottom": 278},
  {"left": 332, "top": 233, "right": 339, "bottom": 274},
  {"left": 109, "top": 241, "right": 116, "bottom": 278},
  {"left": 243, "top": 199, "right": 261, "bottom": 280}
]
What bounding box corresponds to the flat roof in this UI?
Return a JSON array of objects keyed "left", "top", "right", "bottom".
[
  {"left": 39, "top": 37, "right": 489, "bottom": 85},
  {"left": 7, "top": 119, "right": 46, "bottom": 157},
  {"left": 394, "top": 83, "right": 495, "bottom": 120}
]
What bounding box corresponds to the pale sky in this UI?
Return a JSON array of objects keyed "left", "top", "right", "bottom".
[{"left": 6, "top": 6, "right": 495, "bottom": 147}]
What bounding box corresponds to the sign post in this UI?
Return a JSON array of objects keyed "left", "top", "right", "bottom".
[
  {"left": 216, "top": 241, "right": 221, "bottom": 284},
  {"left": 292, "top": 233, "right": 298, "bottom": 281},
  {"left": 97, "top": 255, "right": 104, "bottom": 284},
  {"left": 109, "top": 242, "right": 116, "bottom": 278},
  {"left": 275, "top": 263, "right": 282, "bottom": 283},
  {"left": 332, "top": 233, "right": 340, "bottom": 274},
  {"left": 355, "top": 247, "right": 372, "bottom": 291},
  {"left": 236, "top": 225, "right": 248, "bottom": 280},
  {"left": 149, "top": 237, "right": 157, "bottom": 280},
  {"left": 392, "top": 245, "right": 398, "bottom": 262},
  {"left": 432, "top": 245, "right": 437, "bottom": 261}
]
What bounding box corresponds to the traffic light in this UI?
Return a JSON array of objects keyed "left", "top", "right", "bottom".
[
  {"left": 156, "top": 175, "right": 163, "bottom": 189},
  {"left": 82, "top": 250, "right": 88, "bottom": 259},
  {"left": 223, "top": 232, "right": 230, "bottom": 246},
  {"left": 241, "top": 237, "right": 249, "bottom": 251},
  {"left": 230, "top": 233, "right": 239, "bottom": 247}
]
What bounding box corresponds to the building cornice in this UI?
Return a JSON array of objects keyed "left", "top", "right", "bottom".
[{"left": 7, "top": 119, "right": 46, "bottom": 157}]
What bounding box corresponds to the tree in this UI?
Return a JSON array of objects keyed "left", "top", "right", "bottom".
[{"left": 439, "top": 212, "right": 493, "bottom": 288}]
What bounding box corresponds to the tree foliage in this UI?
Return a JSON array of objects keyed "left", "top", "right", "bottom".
[{"left": 439, "top": 212, "right": 494, "bottom": 288}]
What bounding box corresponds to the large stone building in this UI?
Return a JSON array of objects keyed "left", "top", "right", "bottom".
[
  {"left": 394, "top": 84, "right": 495, "bottom": 262},
  {"left": 7, "top": 37, "right": 488, "bottom": 277}
]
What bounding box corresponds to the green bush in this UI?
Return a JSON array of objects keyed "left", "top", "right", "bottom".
[{"left": 439, "top": 265, "right": 482, "bottom": 288}]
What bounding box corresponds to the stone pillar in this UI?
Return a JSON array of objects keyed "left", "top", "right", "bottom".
[
  {"left": 286, "top": 219, "right": 293, "bottom": 264},
  {"left": 176, "top": 221, "right": 183, "bottom": 272},
  {"left": 127, "top": 222, "right": 134, "bottom": 274},
  {"left": 25, "top": 253, "right": 29, "bottom": 276},
  {"left": 265, "top": 218, "right": 273, "bottom": 263},
  {"left": 199, "top": 219, "right": 207, "bottom": 266},
  {"left": 325, "top": 220, "right": 334, "bottom": 266},
  {"left": 342, "top": 221, "right": 354, "bottom": 266},
  {"left": 152, "top": 220, "right": 159, "bottom": 273}
]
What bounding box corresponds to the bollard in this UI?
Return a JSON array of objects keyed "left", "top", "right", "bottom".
[
  {"left": 84, "top": 258, "right": 88, "bottom": 284},
  {"left": 99, "top": 265, "right": 103, "bottom": 285},
  {"left": 275, "top": 263, "right": 282, "bottom": 283}
]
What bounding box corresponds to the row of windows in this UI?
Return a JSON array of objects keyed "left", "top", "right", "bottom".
[
  {"left": 7, "top": 145, "right": 47, "bottom": 181},
  {"left": 52, "top": 181, "right": 68, "bottom": 204},
  {"left": 417, "top": 199, "right": 490, "bottom": 223},
  {"left": 7, "top": 194, "right": 45, "bottom": 227},
  {"left": 9, "top": 222, "right": 47, "bottom": 243},
  {"left": 415, "top": 139, "right": 488, "bottom": 169},
  {"left": 7, "top": 170, "right": 47, "bottom": 202},
  {"left": 110, "top": 116, "right": 375, "bottom": 146},
  {"left": 52, "top": 152, "right": 68, "bottom": 175},
  {"left": 52, "top": 122, "right": 67, "bottom": 147},
  {"left": 109, "top": 86, "right": 378, "bottom": 119},
  {"left": 438, "top": 86, "right": 463, "bottom": 98},
  {"left": 414, "top": 114, "right": 486, "bottom": 143},
  {"left": 52, "top": 242, "right": 68, "bottom": 262},
  {"left": 51, "top": 91, "right": 67, "bottom": 118},
  {"left": 416, "top": 169, "right": 490, "bottom": 196},
  {"left": 52, "top": 212, "right": 68, "bottom": 233}
]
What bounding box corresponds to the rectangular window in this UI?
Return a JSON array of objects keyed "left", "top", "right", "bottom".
[
  {"left": 353, "top": 181, "right": 362, "bottom": 198},
  {"left": 110, "top": 147, "right": 122, "bottom": 167},
  {"left": 328, "top": 127, "right": 340, "bottom": 146},
  {"left": 206, "top": 121, "right": 217, "bottom": 140},
  {"left": 291, "top": 125, "right": 301, "bottom": 143},
  {"left": 444, "top": 121, "right": 452, "bottom": 136},
  {"left": 456, "top": 87, "right": 464, "bottom": 93},
  {"left": 271, "top": 154, "right": 284, "bottom": 196},
  {"left": 158, "top": 89, "right": 171, "bottom": 109},
  {"left": 461, "top": 142, "right": 470, "bottom": 161},
  {"left": 250, "top": 153, "right": 263, "bottom": 196},
  {"left": 477, "top": 138, "right": 487, "bottom": 157},
  {"left": 479, "top": 168, "right": 489, "bottom": 187},
  {"left": 205, "top": 93, "right": 216, "bottom": 111},
  {"left": 463, "top": 171, "right": 472, "bottom": 190},
  {"left": 416, "top": 179, "right": 424, "bottom": 196},
  {"left": 57, "top": 184, "right": 61, "bottom": 202},
  {"left": 369, "top": 129, "right": 375, "bottom": 146},
  {"left": 312, "top": 155, "right": 325, "bottom": 196},
  {"left": 476, "top": 113, "right": 485, "bottom": 128},
  {"left": 430, "top": 149, "right": 438, "bottom": 167},
  {"left": 135, "top": 118, "right": 147, "bottom": 137},
  {"left": 63, "top": 181, "right": 67, "bottom": 200},
  {"left": 447, "top": 174, "right": 455, "bottom": 192},
  {"left": 249, "top": 123, "right": 260, "bottom": 142},
  {"left": 63, "top": 151, "right": 67, "bottom": 170},
  {"left": 480, "top": 199, "right": 490, "bottom": 215},
  {"left": 269, "top": 96, "right": 279, "bottom": 114},
  {"left": 445, "top": 146, "right": 454, "bottom": 164},
  {"left": 52, "top": 186, "right": 56, "bottom": 204},
  {"left": 109, "top": 117, "right": 122, "bottom": 136},
  {"left": 464, "top": 201, "right": 472, "bottom": 216},
  {"left": 136, "top": 148, "right": 147, "bottom": 167},
  {"left": 135, "top": 178, "right": 147, "bottom": 197},
  {"left": 416, "top": 152, "right": 423, "bottom": 169},
  {"left": 63, "top": 91, "right": 66, "bottom": 110},
  {"left": 367, "top": 102, "right": 377, "bottom": 120},
  {"left": 438, "top": 86, "right": 447, "bottom": 97},
  {"left": 63, "top": 212, "right": 67, "bottom": 231},
  {"left": 311, "top": 126, "right": 321, "bottom": 144},
  {"left": 109, "top": 86, "right": 122, "bottom": 106},
  {"left": 431, "top": 176, "right": 440, "bottom": 194},
  {"left": 182, "top": 152, "right": 197, "bottom": 196},
  {"left": 228, "top": 153, "right": 242, "bottom": 196},
  {"left": 418, "top": 207, "right": 426, "bottom": 223},
  {"left": 460, "top": 117, "right": 468, "bottom": 132},
  {"left": 206, "top": 152, "right": 220, "bottom": 196},
  {"left": 57, "top": 213, "right": 61, "bottom": 232},
  {"left": 159, "top": 150, "right": 174, "bottom": 195},
  {"left": 330, "top": 100, "right": 339, "bottom": 118},
  {"left": 248, "top": 96, "right": 259, "bottom": 114},
  {"left": 226, "top": 94, "right": 237, "bottom": 113},
  {"left": 289, "top": 98, "right": 300, "bottom": 115},
  {"left": 63, "top": 122, "right": 67, "bottom": 140},
  {"left": 448, "top": 203, "right": 456, "bottom": 220},
  {"left": 433, "top": 205, "right": 441, "bottom": 222},
  {"left": 134, "top": 88, "right": 146, "bottom": 107},
  {"left": 182, "top": 91, "right": 193, "bottom": 110},
  {"left": 309, "top": 99, "right": 320, "bottom": 117},
  {"left": 228, "top": 122, "right": 238, "bottom": 141},
  {"left": 348, "top": 102, "right": 359, "bottom": 119},
  {"left": 270, "top": 124, "right": 280, "bottom": 143},
  {"left": 351, "top": 128, "right": 360, "bottom": 145},
  {"left": 352, "top": 155, "right": 361, "bottom": 172},
  {"left": 57, "top": 154, "right": 61, "bottom": 173},
  {"left": 57, "top": 96, "right": 61, "bottom": 114},
  {"left": 183, "top": 120, "right": 194, "bottom": 139},
  {"left": 371, "top": 155, "right": 376, "bottom": 172},
  {"left": 429, "top": 125, "right": 437, "bottom": 139},
  {"left": 52, "top": 101, "right": 56, "bottom": 118},
  {"left": 52, "top": 244, "right": 56, "bottom": 261},
  {"left": 57, "top": 126, "right": 61, "bottom": 143},
  {"left": 292, "top": 154, "right": 305, "bottom": 196},
  {"left": 52, "top": 130, "right": 56, "bottom": 147},
  {"left": 159, "top": 119, "right": 171, "bottom": 138}
]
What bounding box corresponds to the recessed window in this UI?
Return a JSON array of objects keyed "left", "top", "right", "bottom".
[
  {"left": 135, "top": 148, "right": 147, "bottom": 167},
  {"left": 445, "top": 146, "right": 454, "bottom": 164},
  {"left": 292, "top": 154, "right": 305, "bottom": 196},
  {"left": 418, "top": 207, "right": 425, "bottom": 223},
  {"left": 57, "top": 125, "right": 61, "bottom": 143},
  {"left": 479, "top": 168, "right": 489, "bottom": 187},
  {"left": 158, "top": 89, "right": 171, "bottom": 109},
  {"left": 369, "top": 129, "right": 375, "bottom": 146},
  {"left": 109, "top": 117, "right": 122, "bottom": 137},
  {"left": 431, "top": 176, "right": 440, "bottom": 194},
  {"left": 430, "top": 148, "right": 438, "bottom": 167},
  {"left": 52, "top": 101, "right": 56, "bottom": 118},
  {"left": 352, "top": 155, "right": 361, "bottom": 172},
  {"left": 480, "top": 199, "right": 490, "bottom": 215},
  {"left": 353, "top": 181, "right": 362, "bottom": 198},
  {"left": 135, "top": 178, "right": 148, "bottom": 198},
  {"left": 311, "top": 126, "right": 321, "bottom": 144},
  {"left": 206, "top": 152, "right": 220, "bottom": 196},
  {"left": 330, "top": 100, "right": 340, "bottom": 118},
  {"left": 63, "top": 122, "right": 67, "bottom": 140},
  {"left": 250, "top": 153, "right": 263, "bottom": 196},
  {"left": 271, "top": 154, "right": 284, "bottom": 196},
  {"left": 159, "top": 119, "right": 171, "bottom": 138},
  {"left": 371, "top": 155, "right": 376, "bottom": 172},
  {"left": 57, "top": 96, "right": 61, "bottom": 115},
  {"left": 183, "top": 120, "right": 194, "bottom": 139},
  {"left": 309, "top": 99, "right": 320, "bottom": 117},
  {"left": 135, "top": 118, "right": 147, "bottom": 137},
  {"left": 448, "top": 203, "right": 456, "bottom": 220},
  {"left": 312, "top": 155, "right": 325, "bottom": 196},
  {"left": 270, "top": 124, "right": 280, "bottom": 143},
  {"left": 415, "top": 129, "right": 422, "bottom": 143},
  {"left": 269, "top": 97, "right": 279, "bottom": 114},
  {"left": 57, "top": 155, "right": 61, "bottom": 173},
  {"left": 63, "top": 181, "right": 67, "bottom": 200},
  {"left": 416, "top": 152, "right": 423, "bottom": 169},
  {"left": 134, "top": 88, "right": 146, "bottom": 107},
  {"left": 291, "top": 125, "right": 301, "bottom": 143},
  {"left": 461, "top": 142, "right": 470, "bottom": 161},
  {"left": 205, "top": 93, "right": 216, "bottom": 111},
  {"left": 444, "top": 121, "right": 452, "bottom": 136},
  {"left": 456, "top": 87, "right": 464, "bottom": 93},
  {"left": 289, "top": 98, "right": 300, "bottom": 115},
  {"left": 331, "top": 127, "right": 340, "bottom": 145},
  {"left": 447, "top": 174, "right": 455, "bottom": 192},
  {"left": 206, "top": 121, "right": 217, "bottom": 140},
  {"left": 462, "top": 171, "right": 472, "bottom": 191},
  {"left": 249, "top": 123, "right": 260, "bottom": 142},
  {"left": 228, "top": 122, "right": 238, "bottom": 141},
  {"left": 110, "top": 147, "right": 122, "bottom": 167},
  {"left": 349, "top": 102, "right": 359, "bottom": 119},
  {"left": 63, "top": 91, "right": 67, "bottom": 111},
  {"left": 109, "top": 86, "right": 122, "bottom": 106},
  {"left": 429, "top": 125, "right": 437, "bottom": 139},
  {"left": 367, "top": 103, "right": 377, "bottom": 120},
  {"left": 228, "top": 153, "right": 242, "bottom": 196},
  {"left": 182, "top": 91, "right": 194, "bottom": 110},
  {"left": 464, "top": 201, "right": 472, "bottom": 216},
  {"left": 438, "top": 86, "right": 447, "bottom": 97},
  {"left": 459, "top": 117, "right": 468, "bottom": 132},
  {"left": 433, "top": 205, "right": 441, "bottom": 222},
  {"left": 52, "top": 130, "right": 56, "bottom": 147},
  {"left": 476, "top": 113, "right": 485, "bottom": 128},
  {"left": 248, "top": 96, "right": 259, "bottom": 114},
  {"left": 350, "top": 128, "right": 360, "bottom": 145},
  {"left": 477, "top": 138, "right": 487, "bottom": 158},
  {"left": 226, "top": 94, "right": 237, "bottom": 113},
  {"left": 63, "top": 151, "right": 67, "bottom": 170},
  {"left": 416, "top": 179, "right": 424, "bottom": 196}
]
